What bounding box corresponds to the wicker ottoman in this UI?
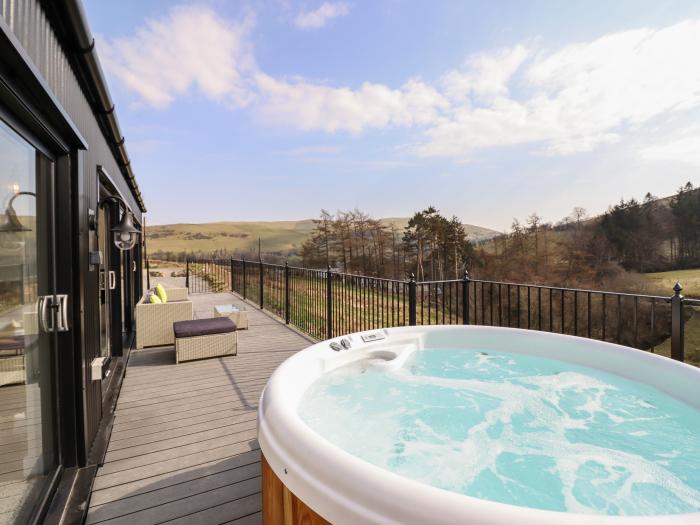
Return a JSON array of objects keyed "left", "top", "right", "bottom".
[{"left": 173, "top": 318, "right": 237, "bottom": 364}]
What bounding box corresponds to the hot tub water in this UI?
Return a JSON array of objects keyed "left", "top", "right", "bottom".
[{"left": 299, "top": 347, "right": 700, "bottom": 516}]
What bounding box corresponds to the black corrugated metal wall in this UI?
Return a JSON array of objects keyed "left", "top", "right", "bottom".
[{"left": 0, "top": 0, "right": 143, "bottom": 455}]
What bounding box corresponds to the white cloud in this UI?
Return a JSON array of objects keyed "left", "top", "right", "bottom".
[
  {"left": 255, "top": 74, "right": 448, "bottom": 133},
  {"left": 98, "top": 5, "right": 256, "bottom": 109},
  {"left": 102, "top": 8, "right": 700, "bottom": 165},
  {"left": 294, "top": 2, "right": 350, "bottom": 30},
  {"left": 440, "top": 44, "right": 530, "bottom": 101},
  {"left": 416, "top": 20, "right": 700, "bottom": 158}
]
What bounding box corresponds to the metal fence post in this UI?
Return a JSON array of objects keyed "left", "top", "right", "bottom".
[
  {"left": 326, "top": 265, "right": 333, "bottom": 339},
  {"left": 146, "top": 258, "right": 151, "bottom": 289},
  {"left": 185, "top": 259, "right": 189, "bottom": 290},
  {"left": 408, "top": 273, "right": 417, "bottom": 326},
  {"left": 230, "top": 258, "right": 234, "bottom": 292},
  {"left": 285, "top": 261, "right": 290, "bottom": 324},
  {"left": 259, "top": 259, "right": 264, "bottom": 309},
  {"left": 462, "top": 270, "right": 470, "bottom": 325},
  {"left": 242, "top": 258, "right": 247, "bottom": 299},
  {"left": 671, "top": 282, "right": 685, "bottom": 362}
]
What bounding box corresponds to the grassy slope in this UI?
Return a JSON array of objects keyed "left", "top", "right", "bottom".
[
  {"left": 643, "top": 268, "right": 700, "bottom": 298},
  {"left": 146, "top": 218, "right": 499, "bottom": 256},
  {"left": 642, "top": 268, "right": 700, "bottom": 366},
  {"left": 655, "top": 310, "right": 700, "bottom": 367},
  {"left": 147, "top": 220, "right": 318, "bottom": 255}
]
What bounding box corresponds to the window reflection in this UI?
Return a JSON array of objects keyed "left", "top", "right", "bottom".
[
  {"left": 0, "top": 119, "right": 53, "bottom": 524},
  {"left": 0, "top": 121, "right": 36, "bottom": 380}
]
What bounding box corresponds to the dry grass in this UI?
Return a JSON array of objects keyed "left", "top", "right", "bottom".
[
  {"left": 146, "top": 220, "right": 318, "bottom": 255},
  {"left": 146, "top": 218, "right": 499, "bottom": 257},
  {"left": 642, "top": 269, "right": 700, "bottom": 366},
  {"left": 643, "top": 268, "right": 700, "bottom": 298},
  {"left": 654, "top": 306, "right": 700, "bottom": 367}
]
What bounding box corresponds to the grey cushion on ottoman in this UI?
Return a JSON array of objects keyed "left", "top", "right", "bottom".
[
  {"left": 173, "top": 317, "right": 238, "bottom": 364},
  {"left": 173, "top": 317, "right": 236, "bottom": 339}
]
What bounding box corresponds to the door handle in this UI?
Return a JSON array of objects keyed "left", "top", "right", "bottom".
[
  {"left": 38, "top": 295, "right": 70, "bottom": 333},
  {"left": 55, "top": 295, "right": 69, "bottom": 332},
  {"left": 109, "top": 271, "right": 116, "bottom": 290},
  {"left": 38, "top": 296, "right": 54, "bottom": 333}
]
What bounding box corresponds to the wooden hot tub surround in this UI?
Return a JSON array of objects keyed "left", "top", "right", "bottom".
[{"left": 262, "top": 454, "right": 331, "bottom": 525}]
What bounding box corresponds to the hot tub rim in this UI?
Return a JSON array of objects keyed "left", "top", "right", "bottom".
[{"left": 258, "top": 325, "right": 700, "bottom": 525}]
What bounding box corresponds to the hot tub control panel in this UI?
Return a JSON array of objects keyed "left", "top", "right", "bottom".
[
  {"left": 361, "top": 331, "right": 386, "bottom": 343},
  {"left": 329, "top": 331, "right": 386, "bottom": 351}
]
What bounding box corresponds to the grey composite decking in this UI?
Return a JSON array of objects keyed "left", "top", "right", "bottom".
[{"left": 85, "top": 293, "right": 314, "bottom": 525}]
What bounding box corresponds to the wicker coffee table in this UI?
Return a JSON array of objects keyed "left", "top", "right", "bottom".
[{"left": 214, "top": 304, "right": 249, "bottom": 330}]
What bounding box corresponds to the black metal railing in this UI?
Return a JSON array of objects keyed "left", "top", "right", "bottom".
[
  {"left": 186, "top": 258, "right": 231, "bottom": 294},
  {"left": 184, "top": 257, "right": 698, "bottom": 364}
]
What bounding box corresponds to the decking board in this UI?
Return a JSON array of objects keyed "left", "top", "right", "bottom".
[{"left": 86, "top": 292, "right": 314, "bottom": 524}]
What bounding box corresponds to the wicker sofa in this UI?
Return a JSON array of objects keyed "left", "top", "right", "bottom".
[{"left": 135, "top": 287, "right": 193, "bottom": 349}]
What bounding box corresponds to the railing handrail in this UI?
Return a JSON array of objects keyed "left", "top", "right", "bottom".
[
  {"left": 180, "top": 255, "right": 694, "bottom": 363},
  {"left": 198, "top": 257, "right": 693, "bottom": 301},
  {"left": 464, "top": 278, "right": 672, "bottom": 302}
]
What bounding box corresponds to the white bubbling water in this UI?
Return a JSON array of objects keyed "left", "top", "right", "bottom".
[{"left": 298, "top": 348, "right": 700, "bottom": 515}]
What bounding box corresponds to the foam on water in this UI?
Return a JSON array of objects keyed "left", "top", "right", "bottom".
[{"left": 298, "top": 348, "right": 700, "bottom": 515}]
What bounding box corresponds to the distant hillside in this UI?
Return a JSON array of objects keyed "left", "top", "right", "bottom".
[
  {"left": 146, "top": 218, "right": 499, "bottom": 257},
  {"left": 371, "top": 217, "right": 500, "bottom": 242},
  {"left": 147, "top": 220, "right": 317, "bottom": 257},
  {"left": 477, "top": 184, "right": 700, "bottom": 287}
]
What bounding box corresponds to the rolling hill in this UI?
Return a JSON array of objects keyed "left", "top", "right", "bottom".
[{"left": 146, "top": 218, "right": 499, "bottom": 258}]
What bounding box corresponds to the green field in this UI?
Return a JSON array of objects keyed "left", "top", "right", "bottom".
[
  {"left": 147, "top": 220, "right": 318, "bottom": 256},
  {"left": 655, "top": 310, "right": 700, "bottom": 367},
  {"left": 643, "top": 268, "right": 700, "bottom": 298},
  {"left": 642, "top": 268, "right": 700, "bottom": 366},
  {"left": 146, "top": 218, "right": 499, "bottom": 257}
]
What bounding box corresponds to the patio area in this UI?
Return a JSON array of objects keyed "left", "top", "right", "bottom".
[{"left": 85, "top": 291, "right": 313, "bottom": 524}]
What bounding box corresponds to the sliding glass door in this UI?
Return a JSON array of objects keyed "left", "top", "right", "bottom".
[{"left": 0, "top": 119, "right": 59, "bottom": 524}]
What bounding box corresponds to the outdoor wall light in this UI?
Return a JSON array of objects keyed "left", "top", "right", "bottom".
[
  {"left": 90, "top": 195, "right": 140, "bottom": 251},
  {"left": 0, "top": 191, "right": 35, "bottom": 233},
  {"left": 111, "top": 208, "right": 139, "bottom": 250}
]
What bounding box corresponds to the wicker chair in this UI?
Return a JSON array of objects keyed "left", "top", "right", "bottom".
[{"left": 135, "top": 287, "right": 193, "bottom": 349}]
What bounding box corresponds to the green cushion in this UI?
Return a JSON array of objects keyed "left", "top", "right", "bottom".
[
  {"left": 155, "top": 284, "right": 168, "bottom": 303},
  {"left": 149, "top": 293, "right": 162, "bottom": 304}
]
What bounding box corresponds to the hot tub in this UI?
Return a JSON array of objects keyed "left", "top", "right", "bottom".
[{"left": 258, "top": 326, "right": 700, "bottom": 524}]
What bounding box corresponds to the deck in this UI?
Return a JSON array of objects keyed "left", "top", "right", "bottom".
[{"left": 85, "top": 292, "right": 314, "bottom": 525}]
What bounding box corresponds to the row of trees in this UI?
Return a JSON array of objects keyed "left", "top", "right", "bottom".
[
  {"left": 583, "top": 182, "right": 699, "bottom": 273},
  {"left": 478, "top": 182, "right": 700, "bottom": 289},
  {"left": 403, "top": 207, "right": 473, "bottom": 281},
  {"left": 301, "top": 210, "right": 397, "bottom": 276},
  {"left": 154, "top": 182, "right": 698, "bottom": 291},
  {"left": 301, "top": 207, "right": 474, "bottom": 280},
  {"left": 670, "top": 182, "right": 700, "bottom": 264},
  {"left": 300, "top": 182, "right": 699, "bottom": 290}
]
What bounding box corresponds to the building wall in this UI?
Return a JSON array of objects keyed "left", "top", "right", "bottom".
[
  {"left": 0, "top": 0, "right": 141, "bottom": 215},
  {"left": 0, "top": 0, "right": 143, "bottom": 453}
]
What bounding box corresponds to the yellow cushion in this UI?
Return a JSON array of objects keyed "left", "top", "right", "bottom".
[
  {"left": 155, "top": 284, "right": 168, "bottom": 303},
  {"left": 149, "top": 294, "right": 162, "bottom": 304}
]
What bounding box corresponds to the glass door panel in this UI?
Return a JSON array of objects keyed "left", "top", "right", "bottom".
[
  {"left": 98, "top": 206, "right": 111, "bottom": 359},
  {"left": 0, "top": 120, "right": 58, "bottom": 524}
]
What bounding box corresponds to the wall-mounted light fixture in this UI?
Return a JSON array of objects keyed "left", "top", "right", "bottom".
[
  {"left": 0, "top": 191, "right": 35, "bottom": 233},
  {"left": 89, "top": 195, "right": 140, "bottom": 251}
]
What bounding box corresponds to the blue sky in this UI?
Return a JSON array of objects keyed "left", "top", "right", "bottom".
[{"left": 84, "top": 0, "right": 700, "bottom": 230}]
